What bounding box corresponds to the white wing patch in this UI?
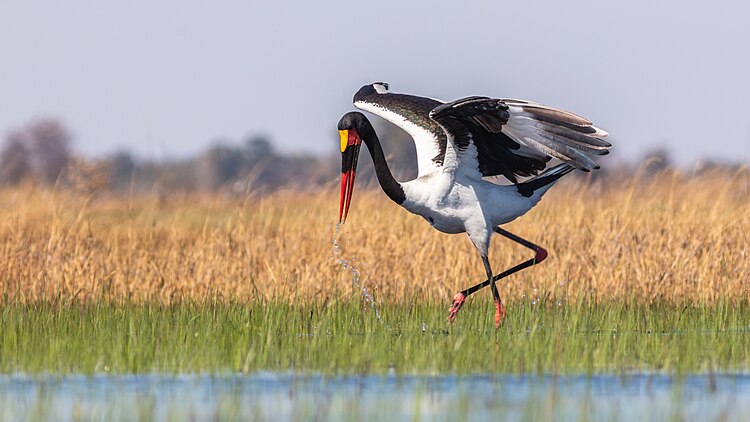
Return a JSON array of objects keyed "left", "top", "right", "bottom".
[
  {"left": 426, "top": 118, "right": 482, "bottom": 182},
  {"left": 354, "top": 100, "right": 444, "bottom": 177}
]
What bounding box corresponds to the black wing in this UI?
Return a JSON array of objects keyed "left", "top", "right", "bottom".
[
  {"left": 429, "top": 96, "right": 610, "bottom": 182},
  {"left": 353, "top": 83, "right": 447, "bottom": 177}
]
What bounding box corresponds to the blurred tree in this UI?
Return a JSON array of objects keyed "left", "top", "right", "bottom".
[
  {"left": 65, "top": 157, "right": 111, "bottom": 195},
  {"left": 244, "top": 136, "right": 273, "bottom": 165},
  {"left": 0, "top": 130, "right": 32, "bottom": 185},
  {"left": 27, "top": 119, "right": 71, "bottom": 185},
  {"left": 150, "top": 159, "right": 198, "bottom": 193},
  {"left": 641, "top": 148, "right": 673, "bottom": 176},
  {"left": 104, "top": 150, "right": 137, "bottom": 190},
  {"left": 198, "top": 143, "right": 245, "bottom": 189}
]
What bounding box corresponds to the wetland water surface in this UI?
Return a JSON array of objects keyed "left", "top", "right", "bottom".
[{"left": 1, "top": 373, "right": 748, "bottom": 421}]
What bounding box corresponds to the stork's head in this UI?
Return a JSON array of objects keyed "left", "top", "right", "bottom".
[{"left": 337, "top": 112, "right": 366, "bottom": 224}]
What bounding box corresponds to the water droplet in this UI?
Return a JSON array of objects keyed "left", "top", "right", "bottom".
[{"left": 331, "top": 225, "right": 382, "bottom": 323}]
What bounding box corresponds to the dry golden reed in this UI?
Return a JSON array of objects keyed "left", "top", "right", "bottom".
[{"left": 0, "top": 169, "right": 748, "bottom": 305}]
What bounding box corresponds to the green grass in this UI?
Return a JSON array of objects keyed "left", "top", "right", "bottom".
[{"left": 1, "top": 299, "right": 749, "bottom": 375}]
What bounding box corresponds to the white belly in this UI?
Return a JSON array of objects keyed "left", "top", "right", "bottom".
[
  {"left": 421, "top": 209, "right": 466, "bottom": 234},
  {"left": 400, "top": 174, "right": 540, "bottom": 235}
]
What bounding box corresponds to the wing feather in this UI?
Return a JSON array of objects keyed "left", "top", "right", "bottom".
[
  {"left": 353, "top": 84, "right": 447, "bottom": 177},
  {"left": 351, "top": 83, "right": 611, "bottom": 183},
  {"left": 430, "top": 96, "right": 610, "bottom": 177}
]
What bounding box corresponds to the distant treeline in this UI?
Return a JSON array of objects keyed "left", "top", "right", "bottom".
[
  {"left": 0, "top": 117, "right": 745, "bottom": 195},
  {"left": 0, "top": 117, "right": 338, "bottom": 195}
]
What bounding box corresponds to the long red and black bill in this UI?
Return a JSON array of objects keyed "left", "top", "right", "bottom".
[{"left": 339, "top": 129, "right": 362, "bottom": 224}]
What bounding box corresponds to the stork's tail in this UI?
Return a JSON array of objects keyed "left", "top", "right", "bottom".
[{"left": 516, "top": 163, "right": 574, "bottom": 197}]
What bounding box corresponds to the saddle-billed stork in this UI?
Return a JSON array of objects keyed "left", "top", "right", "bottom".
[{"left": 338, "top": 83, "right": 610, "bottom": 327}]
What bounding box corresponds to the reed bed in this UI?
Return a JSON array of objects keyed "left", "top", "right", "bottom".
[{"left": 0, "top": 169, "right": 748, "bottom": 305}]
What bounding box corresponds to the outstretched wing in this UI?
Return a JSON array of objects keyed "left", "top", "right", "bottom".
[
  {"left": 429, "top": 96, "right": 610, "bottom": 182},
  {"left": 353, "top": 83, "right": 447, "bottom": 177}
]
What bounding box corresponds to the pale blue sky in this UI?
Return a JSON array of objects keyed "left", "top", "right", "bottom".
[{"left": 1, "top": 1, "right": 748, "bottom": 164}]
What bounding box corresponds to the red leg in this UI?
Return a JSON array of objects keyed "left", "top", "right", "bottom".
[{"left": 448, "top": 227, "right": 547, "bottom": 324}]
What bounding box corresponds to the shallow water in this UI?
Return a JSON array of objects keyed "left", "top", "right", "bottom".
[{"left": 1, "top": 373, "right": 748, "bottom": 421}]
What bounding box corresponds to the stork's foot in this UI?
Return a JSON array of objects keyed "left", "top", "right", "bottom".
[
  {"left": 448, "top": 292, "right": 466, "bottom": 322},
  {"left": 495, "top": 300, "right": 506, "bottom": 328}
]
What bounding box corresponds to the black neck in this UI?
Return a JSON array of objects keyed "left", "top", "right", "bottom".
[{"left": 357, "top": 119, "right": 406, "bottom": 205}]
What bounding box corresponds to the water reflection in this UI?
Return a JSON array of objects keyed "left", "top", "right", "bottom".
[{"left": 0, "top": 373, "right": 748, "bottom": 421}]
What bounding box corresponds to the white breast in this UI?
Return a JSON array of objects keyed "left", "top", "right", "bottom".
[{"left": 400, "top": 174, "right": 542, "bottom": 235}]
